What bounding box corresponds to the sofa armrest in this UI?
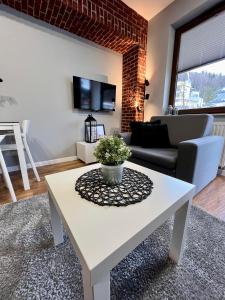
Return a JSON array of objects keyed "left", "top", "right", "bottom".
[
  {"left": 119, "top": 132, "right": 131, "bottom": 145},
  {"left": 176, "top": 136, "right": 224, "bottom": 194}
]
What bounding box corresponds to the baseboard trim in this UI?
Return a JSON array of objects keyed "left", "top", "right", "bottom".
[{"left": 6, "top": 155, "right": 78, "bottom": 173}]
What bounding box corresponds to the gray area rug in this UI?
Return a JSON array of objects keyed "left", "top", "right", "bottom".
[{"left": 0, "top": 194, "right": 225, "bottom": 299}]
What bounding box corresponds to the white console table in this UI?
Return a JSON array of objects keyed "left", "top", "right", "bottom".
[{"left": 76, "top": 141, "right": 99, "bottom": 164}]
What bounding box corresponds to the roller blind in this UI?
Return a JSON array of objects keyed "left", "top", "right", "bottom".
[{"left": 178, "top": 10, "right": 225, "bottom": 73}]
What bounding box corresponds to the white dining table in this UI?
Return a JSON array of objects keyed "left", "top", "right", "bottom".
[{"left": 0, "top": 122, "right": 30, "bottom": 190}]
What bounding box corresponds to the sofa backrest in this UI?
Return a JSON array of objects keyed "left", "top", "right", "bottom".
[{"left": 150, "top": 114, "right": 214, "bottom": 146}]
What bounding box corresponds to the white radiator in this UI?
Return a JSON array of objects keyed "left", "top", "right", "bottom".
[{"left": 213, "top": 122, "right": 225, "bottom": 169}]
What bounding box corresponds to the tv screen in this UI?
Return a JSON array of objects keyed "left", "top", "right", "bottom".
[{"left": 73, "top": 76, "right": 116, "bottom": 111}]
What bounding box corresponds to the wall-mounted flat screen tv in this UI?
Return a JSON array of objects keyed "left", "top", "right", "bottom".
[{"left": 73, "top": 76, "right": 116, "bottom": 112}]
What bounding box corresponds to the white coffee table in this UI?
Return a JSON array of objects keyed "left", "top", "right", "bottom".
[{"left": 45, "top": 161, "right": 195, "bottom": 300}]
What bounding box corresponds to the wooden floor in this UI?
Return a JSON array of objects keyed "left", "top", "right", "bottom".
[
  {"left": 0, "top": 160, "right": 85, "bottom": 205},
  {"left": 1, "top": 160, "right": 225, "bottom": 220},
  {"left": 193, "top": 175, "right": 225, "bottom": 220}
]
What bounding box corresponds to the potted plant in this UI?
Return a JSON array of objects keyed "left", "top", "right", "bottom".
[{"left": 94, "top": 136, "right": 131, "bottom": 185}]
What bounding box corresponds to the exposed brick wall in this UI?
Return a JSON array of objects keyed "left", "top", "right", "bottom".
[
  {"left": 1, "top": 0, "right": 148, "bottom": 131},
  {"left": 122, "top": 45, "right": 146, "bottom": 132}
]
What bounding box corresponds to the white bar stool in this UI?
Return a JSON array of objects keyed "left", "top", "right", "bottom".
[
  {"left": 0, "top": 135, "right": 17, "bottom": 202},
  {"left": 1, "top": 120, "right": 40, "bottom": 182}
]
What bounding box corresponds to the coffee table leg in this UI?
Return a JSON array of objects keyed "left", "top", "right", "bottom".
[
  {"left": 169, "top": 200, "right": 190, "bottom": 265},
  {"left": 48, "top": 192, "right": 64, "bottom": 245},
  {"left": 82, "top": 268, "right": 110, "bottom": 300}
]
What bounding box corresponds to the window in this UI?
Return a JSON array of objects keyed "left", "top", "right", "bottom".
[
  {"left": 169, "top": 2, "right": 225, "bottom": 114},
  {"left": 175, "top": 60, "right": 225, "bottom": 110}
]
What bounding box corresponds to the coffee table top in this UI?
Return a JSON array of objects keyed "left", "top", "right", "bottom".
[{"left": 46, "top": 161, "right": 195, "bottom": 273}]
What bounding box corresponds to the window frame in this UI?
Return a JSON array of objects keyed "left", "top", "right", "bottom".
[{"left": 169, "top": 1, "right": 225, "bottom": 114}]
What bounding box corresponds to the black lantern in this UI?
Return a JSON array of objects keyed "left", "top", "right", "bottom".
[{"left": 85, "top": 114, "right": 97, "bottom": 143}]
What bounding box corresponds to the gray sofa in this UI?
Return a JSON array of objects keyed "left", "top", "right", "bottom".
[{"left": 121, "top": 114, "right": 224, "bottom": 194}]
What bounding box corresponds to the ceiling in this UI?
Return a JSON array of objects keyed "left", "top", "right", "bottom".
[{"left": 122, "top": 0, "right": 175, "bottom": 20}]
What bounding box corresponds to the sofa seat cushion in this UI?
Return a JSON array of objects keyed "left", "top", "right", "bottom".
[{"left": 130, "top": 146, "right": 178, "bottom": 169}]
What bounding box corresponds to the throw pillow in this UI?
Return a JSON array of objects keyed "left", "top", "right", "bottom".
[
  {"left": 130, "top": 120, "right": 161, "bottom": 146},
  {"left": 141, "top": 124, "right": 171, "bottom": 148}
]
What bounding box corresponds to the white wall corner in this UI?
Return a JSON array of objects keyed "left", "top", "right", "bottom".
[{"left": 162, "top": 25, "right": 175, "bottom": 114}]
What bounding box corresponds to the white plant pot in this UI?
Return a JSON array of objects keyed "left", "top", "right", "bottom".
[{"left": 101, "top": 162, "right": 125, "bottom": 185}]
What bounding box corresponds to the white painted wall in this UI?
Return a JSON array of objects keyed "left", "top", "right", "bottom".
[
  {"left": 122, "top": 0, "right": 174, "bottom": 20},
  {"left": 0, "top": 12, "right": 122, "bottom": 165},
  {"left": 145, "top": 0, "right": 223, "bottom": 120}
]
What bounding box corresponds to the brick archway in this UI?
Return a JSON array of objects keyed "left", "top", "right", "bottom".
[{"left": 0, "top": 0, "right": 148, "bottom": 131}]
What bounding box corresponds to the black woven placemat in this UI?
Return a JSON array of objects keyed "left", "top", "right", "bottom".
[{"left": 75, "top": 167, "right": 153, "bottom": 207}]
